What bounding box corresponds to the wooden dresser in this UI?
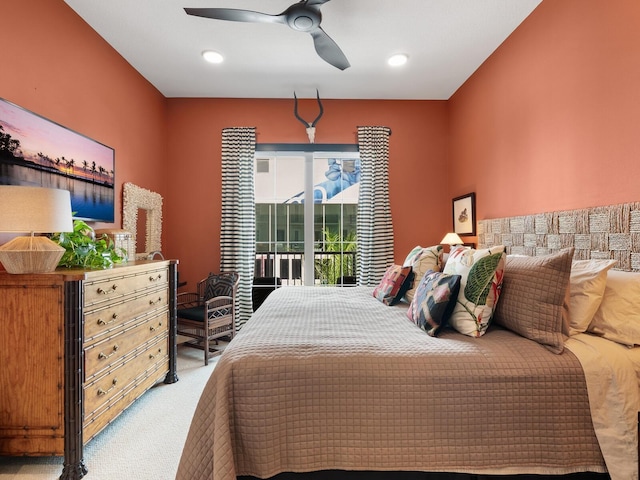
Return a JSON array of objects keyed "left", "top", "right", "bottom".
[{"left": 0, "top": 260, "right": 178, "bottom": 480}]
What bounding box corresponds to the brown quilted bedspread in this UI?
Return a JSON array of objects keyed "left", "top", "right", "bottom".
[{"left": 176, "top": 287, "right": 606, "bottom": 480}]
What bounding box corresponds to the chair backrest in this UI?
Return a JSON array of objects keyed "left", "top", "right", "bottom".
[{"left": 199, "top": 272, "right": 239, "bottom": 301}]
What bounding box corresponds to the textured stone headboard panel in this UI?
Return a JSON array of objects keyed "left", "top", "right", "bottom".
[{"left": 477, "top": 202, "right": 640, "bottom": 271}]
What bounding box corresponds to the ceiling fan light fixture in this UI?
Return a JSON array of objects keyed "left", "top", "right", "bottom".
[
  {"left": 202, "top": 50, "right": 224, "bottom": 64},
  {"left": 185, "top": 2, "right": 350, "bottom": 70},
  {"left": 387, "top": 53, "right": 409, "bottom": 67}
]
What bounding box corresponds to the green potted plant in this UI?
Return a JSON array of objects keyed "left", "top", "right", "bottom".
[{"left": 51, "top": 219, "right": 126, "bottom": 269}]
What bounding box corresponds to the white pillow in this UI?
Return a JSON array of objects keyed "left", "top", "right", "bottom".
[
  {"left": 567, "top": 259, "right": 617, "bottom": 336},
  {"left": 588, "top": 270, "right": 640, "bottom": 347}
]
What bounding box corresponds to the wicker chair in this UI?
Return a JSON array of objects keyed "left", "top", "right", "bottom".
[{"left": 176, "top": 271, "right": 239, "bottom": 365}]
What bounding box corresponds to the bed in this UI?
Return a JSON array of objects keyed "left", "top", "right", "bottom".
[{"left": 176, "top": 202, "right": 640, "bottom": 480}]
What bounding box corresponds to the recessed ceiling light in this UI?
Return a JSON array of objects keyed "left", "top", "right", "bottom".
[
  {"left": 202, "top": 50, "right": 224, "bottom": 64},
  {"left": 387, "top": 53, "right": 408, "bottom": 67}
]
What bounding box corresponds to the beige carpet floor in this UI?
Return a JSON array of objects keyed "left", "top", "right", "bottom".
[{"left": 0, "top": 344, "right": 220, "bottom": 480}]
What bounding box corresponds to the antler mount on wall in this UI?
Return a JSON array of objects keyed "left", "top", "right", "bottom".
[{"left": 294, "top": 90, "right": 324, "bottom": 143}]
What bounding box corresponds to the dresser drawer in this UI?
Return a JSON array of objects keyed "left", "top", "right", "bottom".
[
  {"left": 84, "top": 287, "right": 168, "bottom": 343},
  {"left": 0, "top": 259, "right": 177, "bottom": 476},
  {"left": 84, "top": 335, "right": 169, "bottom": 420},
  {"left": 84, "top": 266, "right": 168, "bottom": 309},
  {"left": 83, "top": 339, "right": 169, "bottom": 442},
  {"left": 84, "top": 310, "right": 169, "bottom": 381}
]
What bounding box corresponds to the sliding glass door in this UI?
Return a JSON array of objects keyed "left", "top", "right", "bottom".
[{"left": 254, "top": 149, "right": 359, "bottom": 286}]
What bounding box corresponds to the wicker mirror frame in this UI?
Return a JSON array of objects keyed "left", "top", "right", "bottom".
[{"left": 122, "top": 182, "right": 163, "bottom": 260}]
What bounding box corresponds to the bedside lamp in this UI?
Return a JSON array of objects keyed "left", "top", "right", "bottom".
[
  {"left": 440, "top": 232, "right": 463, "bottom": 252},
  {"left": 0, "top": 186, "right": 73, "bottom": 274}
]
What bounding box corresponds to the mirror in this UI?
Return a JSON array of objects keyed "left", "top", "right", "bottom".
[{"left": 122, "top": 182, "right": 163, "bottom": 260}]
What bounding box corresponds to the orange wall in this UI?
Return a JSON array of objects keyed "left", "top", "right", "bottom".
[
  {"left": 449, "top": 0, "right": 640, "bottom": 234},
  {"left": 6, "top": 0, "right": 638, "bottom": 287},
  {"left": 165, "top": 99, "right": 449, "bottom": 285},
  {"left": 1, "top": 1, "right": 450, "bottom": 286},
  {"left": 1, "top": 0, "right": 168, "bottom": 231}
]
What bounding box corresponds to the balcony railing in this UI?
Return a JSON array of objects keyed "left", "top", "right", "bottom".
[{"left": 254, "top": 251, "right": 357, "bottom": 286}]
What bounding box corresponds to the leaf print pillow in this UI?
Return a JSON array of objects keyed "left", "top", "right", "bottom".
[{"left": 442, "top": 245, "right": 507, "bottom": 337}]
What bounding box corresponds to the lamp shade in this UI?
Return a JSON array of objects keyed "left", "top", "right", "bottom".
[
  {"left": 0, "top": 186, "right": 73, "bottom": 233},
  {"left": 440, "top": 232, "right": 463, "bottom": 246}
]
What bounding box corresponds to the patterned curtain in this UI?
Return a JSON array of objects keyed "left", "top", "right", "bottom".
[
  {"left": 220, "top": 127, "right": 256, "bottom": 328},
  {"left": 356, "top": 126, "right": 394, "bottom": 286}
]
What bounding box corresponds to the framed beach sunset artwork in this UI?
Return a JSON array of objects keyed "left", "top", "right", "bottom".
[
  {"left": 452, "top": 192, "right": 476, "bottom": 236},
  {"left": 0, "top": 97, "right": 115, "bottom": 222}
]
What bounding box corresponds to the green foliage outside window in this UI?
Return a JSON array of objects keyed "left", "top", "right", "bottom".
[{"left": 314, "top": 228, "right": 357, "bottom": 285}]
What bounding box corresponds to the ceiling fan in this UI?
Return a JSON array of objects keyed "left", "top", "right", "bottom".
[{"left": 184, "top": 0, "right": 350, "bottom": 70}]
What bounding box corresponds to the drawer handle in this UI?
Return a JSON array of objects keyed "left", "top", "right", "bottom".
[
  {"left": 149, "top": 297, "right": 163, "bottom": 306},
  {"left": 97, "top": 313, "right": 118, "bottom": 326},
  {"left": 149, "top": 348, "right": 162, "bottom": 360},
  {"left": 148, "top": 274, "right": 163, "bottom": 282},
  {"left": 149, "top": 321, "right": 163, "bottom": 332},
  {"left": 98, "top": 344, "right": 119, "bottom": 360},
  {"left": 97, "top": 378, "right": 118, "bottom": 396},
  {"left": 97, "top": 284, "right": 118, "bottom": 295}
]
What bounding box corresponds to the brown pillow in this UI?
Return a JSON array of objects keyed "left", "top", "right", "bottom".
[{"left": 493, "top": 248, "right": 574, "bottom": 354}]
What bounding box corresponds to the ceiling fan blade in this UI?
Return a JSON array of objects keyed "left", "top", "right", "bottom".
[
  {"left": 306, "top": 0, "right": 332, "bottom": 6},
  {"left": 310, "top": 27, "right": 350, "bottom": 70},
  {"left": 184, "top": 8, "right": 286, "bottom": 25}
]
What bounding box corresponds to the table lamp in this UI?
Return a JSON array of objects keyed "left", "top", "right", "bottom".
[
  {"left": 0, "top": 186, "right": 73, "bottom": 274},
  {"left": 440, "top": 232, "right": 463, "bottom": 251}
]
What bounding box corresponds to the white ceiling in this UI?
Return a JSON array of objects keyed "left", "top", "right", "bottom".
[{"left": 62, "top": 0, "right": 542, "bottom": 100}]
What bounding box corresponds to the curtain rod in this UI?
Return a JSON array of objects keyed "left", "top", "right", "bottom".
[{"left": 255, "top": 143, "right": 359, "bottom": 152}]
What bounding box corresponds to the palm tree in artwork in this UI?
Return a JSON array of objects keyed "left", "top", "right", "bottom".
[
  {"left": 0, "top": 125, "right": 21, "bottom": 157},
  {"left": 38, "top": 152, "right": 54, "bottom": 167},
  {"left": 91, "top": 161, "right": 97, "bottom": 182},
  {"left": 81, "top": 160, "right": 89, "bottom": 180}
]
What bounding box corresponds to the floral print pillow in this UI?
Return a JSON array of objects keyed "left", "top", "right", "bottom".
[
  {"left": 442, "top": 245, "right": 507, "bottom": 337},
  {"left": 373, "top": 264, "right": 413, "bottom": 306},
  {"left": 407, "top": 270, "right": 461, "bottom": 336},
  {"left": 402, "top": 245, "right": 444, "bottom": 302}
]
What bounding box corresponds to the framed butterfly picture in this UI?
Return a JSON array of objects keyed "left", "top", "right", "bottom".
[{"left": 452, "top": 192, "right": 476, "bottom": 236}]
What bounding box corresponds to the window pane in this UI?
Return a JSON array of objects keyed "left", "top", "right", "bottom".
[
  {"left": 254, "top": 152, "right": 359, "bottom": 286},
  {"left": 312, "top": 157, "right": 359, "bottom": 285}
]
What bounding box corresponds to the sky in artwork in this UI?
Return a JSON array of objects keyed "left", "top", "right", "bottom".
[{"left": 0, "top": 99, "right": 113, "bottom": 171}]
